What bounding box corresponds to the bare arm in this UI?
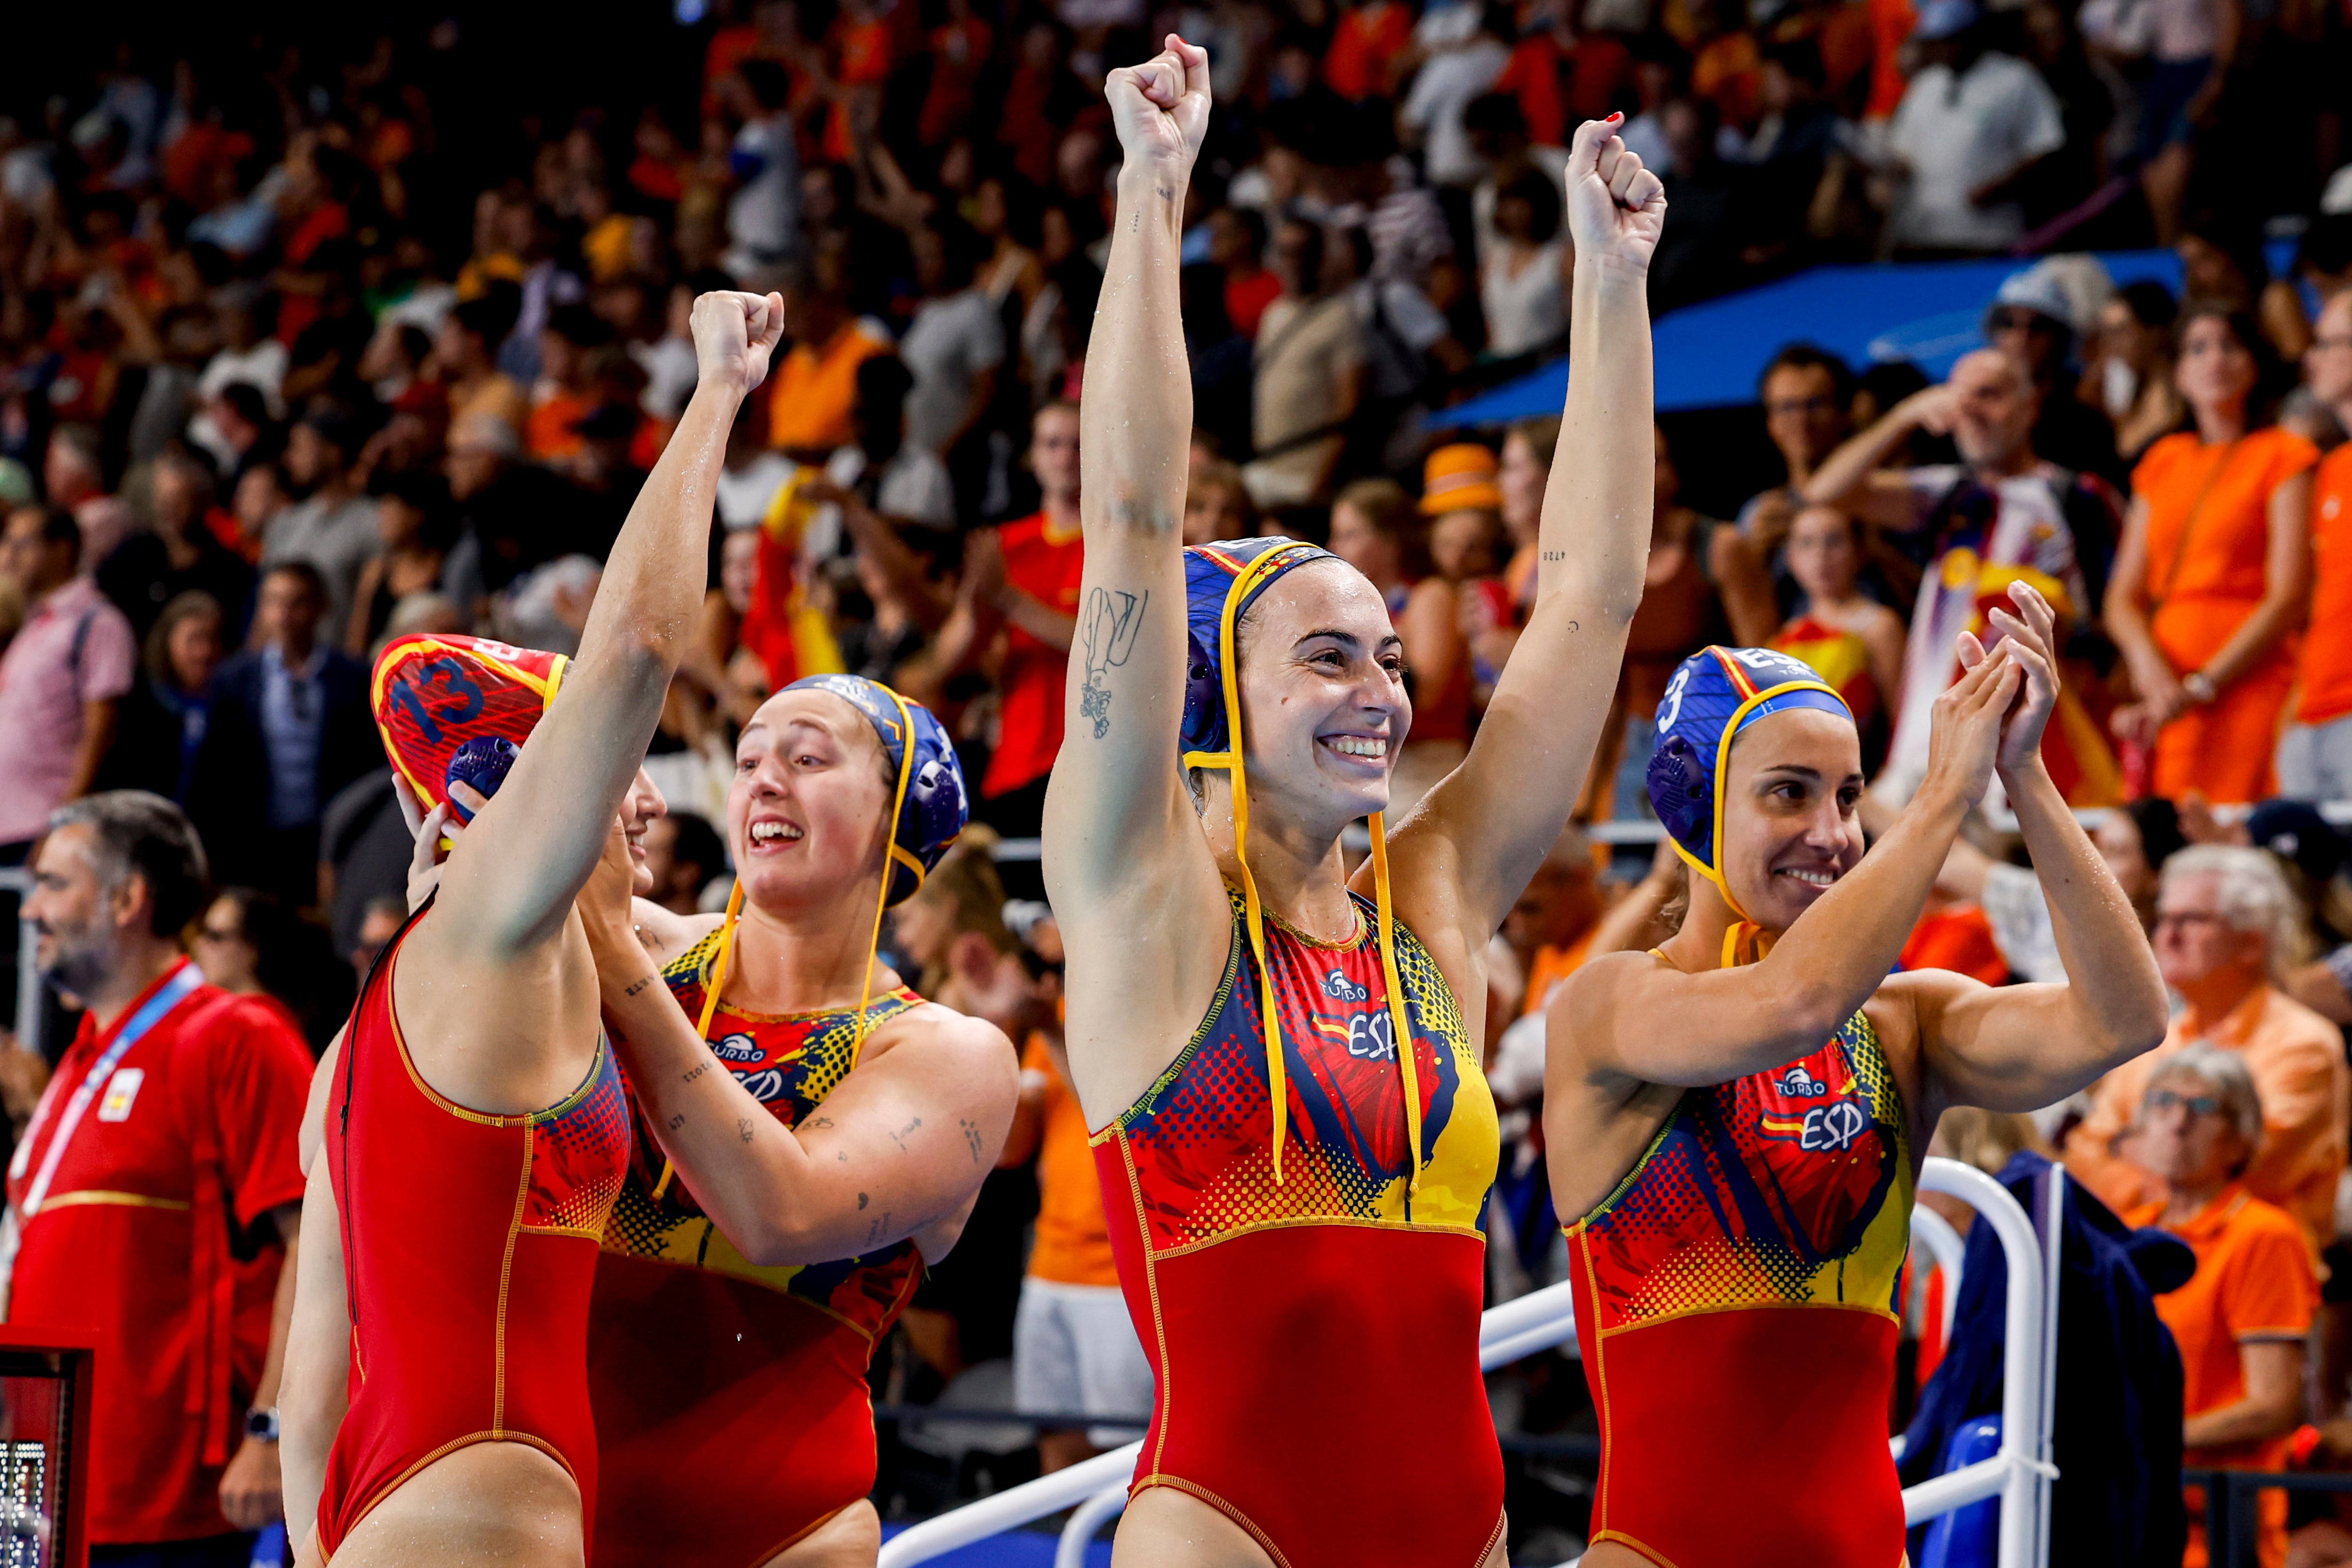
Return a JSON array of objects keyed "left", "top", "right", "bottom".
[
  {"left": 1709, "top": 525, "right": 1781, "bottom": 649},
  {"left": 2102, "top": 494, "right": 2182, "bottom": 724},
  {"left": 219, "top": 1202, "right": 300, "bottom": 1530},
  {"left": 429, "top": 293, "right": 784, "bottom": 956},
  {"left": 280, "top": 1159, "right": 346, "bottom": 1564},
  {"left": 1040, "top": 41, "right": 1224, "bottom": 935},
  {"left": 1377, "top": 117, "right": 1662, "bottom": 947},
  {"left": 1557, "top": 645, "right": 2019, "bottom": 1088},
  {"left": 1801, "top": 388, "right": 1950, "bottom": 531},
  {"left": 582, "top": 887, "right": 1017, "bottom": 1264},
  {"left": 2183, "top": 1339, "right": 2302, "bottom": 1448}
]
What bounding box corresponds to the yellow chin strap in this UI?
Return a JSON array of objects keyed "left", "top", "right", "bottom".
[
  {"left": 1181, "top": 543, "right": 1424, "bottom": 1194},
  {"left": 650, "top": 687, "right": 925, "bottom": 1204},
  {"left": 1670, "top": 673, "right": 1849, "bottom": 977}
]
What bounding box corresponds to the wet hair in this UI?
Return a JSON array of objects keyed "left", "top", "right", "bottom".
[{"left": 49, "top": 790, "right": 210, "bottom": 938}]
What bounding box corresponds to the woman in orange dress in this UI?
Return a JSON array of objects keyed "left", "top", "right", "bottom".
[{"left": 2106, "top": 305, "right": 2317, "bottom": 803}]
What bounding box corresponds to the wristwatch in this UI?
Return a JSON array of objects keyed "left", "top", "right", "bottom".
[
  {"left": 244, "top": 1407, "right": 280, "bottom": 1444},
  {"left": 2183, "top": 671, "right": 2218, "bottom": 706}
]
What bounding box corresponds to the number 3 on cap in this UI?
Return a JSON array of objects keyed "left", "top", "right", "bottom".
[{"left": 1658, "top": 664, "right": 1692, "bottom": 734}]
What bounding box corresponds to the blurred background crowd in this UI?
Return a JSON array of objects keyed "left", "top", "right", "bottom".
[{"left": 15, "top": 0, "right": 2352, "bottom": 1560}]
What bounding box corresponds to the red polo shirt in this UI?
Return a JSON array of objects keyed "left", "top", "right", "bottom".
[
  {"left": 7, "top": 961, "right": 311, "bottom": 1544},
  {"left": 982, "top": 511, "right": 1084, "bottom": 799}
]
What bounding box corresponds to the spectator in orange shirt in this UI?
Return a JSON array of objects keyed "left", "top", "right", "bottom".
[
  {"left": 1004, "top": 1024, "right": 1152, "bottom": 1472},
  {"left": 523, "top": 304, "right": 612, "bottom": 462},
  {"left": 2068, "top": 845, "right": 2349, "bottom": 1257},
  {"left": 2121, "top": 1044, "right": 2317, "bottom": 1568},
  {"left": 766, "top": 255, "right": 893, "bottom": 458},
  {"left": 2107, "top": 306, "right": 2317, "bottom": 804},
  {"left": 1325, "top": 0, "right": 1415, "bottom": 101},
  {"left": 2277, "top": 290, "right": 2352, "bottom": 800},
  {"left": 937, "top": 402, "right": 1082, "bottom": 839}
]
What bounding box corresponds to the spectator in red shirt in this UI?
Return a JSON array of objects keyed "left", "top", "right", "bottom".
[
  {"left": 941, "top": 401, "right": 1082, "bottom": 839},
  {"left": 1325, "top": 0, "right": 1415, "bottom": 100},
  {"left": 8, "top": 792, "right": 311, "bottom": 1565},
  {"left": 1208, "top": 207, "right": 1280, "bottom": 341}
]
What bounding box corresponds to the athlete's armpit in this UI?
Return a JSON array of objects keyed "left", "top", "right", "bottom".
[{"left": 1079, "top": 586, "right": 1149, "bottom": 739}]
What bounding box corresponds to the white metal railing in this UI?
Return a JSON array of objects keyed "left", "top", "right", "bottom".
[
  {"left": 882, "top": 1157, "right": 2060, "bottom": 1568},
  {"left": 0, "top": 868, "right": 34, "bottom": 1056},
  {"left": 1911, "top": 1203, "right": 1966, "bottom": 1344}
]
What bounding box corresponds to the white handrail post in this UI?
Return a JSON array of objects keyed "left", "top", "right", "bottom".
[
  {"left": 1909, "top": 1204, "right": 1966, "bottom": 1345},
  {"left": 1055, "top": 1481, "right": 1129, "bottom": 1568},
  {"left": 2033, "top": 1164, "right": 2065, "bottom": 1568}
]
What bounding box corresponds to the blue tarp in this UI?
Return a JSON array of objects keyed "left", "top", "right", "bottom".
[{"left": 1447, "top": 248, "right": 2200, "bottom": 420}]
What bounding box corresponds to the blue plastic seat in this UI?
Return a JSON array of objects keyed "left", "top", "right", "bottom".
[{"left": 1916, "top": 1415, "right": 2003, "bottom": 1568}]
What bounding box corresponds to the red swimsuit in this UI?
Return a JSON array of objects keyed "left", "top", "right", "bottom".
[
  {"left": 318, "top": 909, "right": 630, "bottom": 1559},
  {"left": 588, "top": 928, "right": 927, "bottom": 1568},
  {"left": 1565, "top": 988, "right": 1915, "bottom": 1567},
  {"left": 1093, "top": 888, "right": 1505, "bottom": 1568}
]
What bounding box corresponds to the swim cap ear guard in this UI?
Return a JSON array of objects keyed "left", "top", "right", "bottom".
[
  {"left": 1646, "top": 645, "right": 1854, "bottom": 948},
  {"left": 649, "top": 672, "right": 966, "bottom": 1205},
  {"left": 1180, "top": 536, "right": 1426, "bottom": 1198},
  {"left": 372, "top": 634, "right": 570, "bottom": 817}
]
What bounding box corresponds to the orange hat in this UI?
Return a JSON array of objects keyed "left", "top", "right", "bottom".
[{"left": 1420, "top": 442, "right": 1502, "bottom": 515}]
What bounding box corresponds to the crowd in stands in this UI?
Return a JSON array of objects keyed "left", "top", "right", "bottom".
[{"left": 13, "top": 0, "right": 2352, "bottom": 1560}]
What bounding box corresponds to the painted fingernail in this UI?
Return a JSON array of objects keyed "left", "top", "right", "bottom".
[{"left": 1607, "top": 112, "right": 1623, "bottom": 123}]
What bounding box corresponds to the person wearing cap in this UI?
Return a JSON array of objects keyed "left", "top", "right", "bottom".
[
  {"left": 1983, "top": 261, "right": 2129, "bottom": 485},
  {"left": 1549, "top": 586, "right": 2166, "bottom": 1567},
  {"left": 1806, "top": 345, "right": 2125, "bottom": 809},
  {"left": 2068, "top": 844, "right": 2348, "bottom": 1259},
  {"left": 1049, "top": 38, "right": 1661, "bottom": 1561},
  {"left": 1882, "top": 0, "right": 2067, "bottom": 256},
  {"left": 278, "top": 290, "right": 788, "bottom": 1568},
  {"left": 562, "top": 665, "right": 1014, "bottom": 1568},
  {"left": 2279, "top": 289, "right": 2352, "bottom": 802}
]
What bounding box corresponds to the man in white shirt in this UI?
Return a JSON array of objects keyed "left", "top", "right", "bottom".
[
  {"left": 726, "top": 61, "right": 803, "bottom": 274},
  {"left": 1884, "top": 0, "right": 2067, "bottom": 254},
  {"left": 1399, "top": 6, "right": 1511, "bottom": 188}
]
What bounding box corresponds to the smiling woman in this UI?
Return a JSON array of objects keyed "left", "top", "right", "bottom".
[
  {"left": 1043, "top": 48, "right": 1661, "bottom": 1568},
  {"left": 1545, "top": 587, "right": 2169, "bottom": 1568}
]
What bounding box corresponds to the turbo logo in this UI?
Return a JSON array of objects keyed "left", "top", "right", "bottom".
[{"left": 711, "top": 1032, "right": 763, "bottom": 1063}]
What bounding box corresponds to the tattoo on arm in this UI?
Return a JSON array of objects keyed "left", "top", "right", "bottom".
[
  {"left": 961, "top": 1117, "right": 984, "bottom": 1164},
  {"left": 888, "top": 1116, "right": 923, "bottom": 1152},
  {"left": 682, "top": 1062, "right": 708, "bottom": 1084},
  {"left": 1080, "top": 588, "right": 1148, "bottom": 739},
  {"left": 667, "top": 1114, "right": 684, "bottom": 1130},
  {"left": 857, "top": 1191, "right": 869, "bottom": 1209},
  {"left": 624, "top": 974, "right": 660, "bottom": 998},
  {"left": 808, "top": 1116, "right": 834, "bottom": 1129},
  {"left": 737, "top": 1116, "right": 755, "bottom": 1144}
]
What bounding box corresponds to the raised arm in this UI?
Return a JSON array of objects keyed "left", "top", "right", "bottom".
[
  {"left": 579, "top": 841, "right": 1016, "bottom": 1264},
  {"left": 1801, "top": 388, "right": 1947, "bottom": 531},
  {"left": 1381, "top": 116, "right": 1659, "bottom": 945},
  {"left": 1906, "top": 586, "right": 2169, "bottom": 1111},
  {"left": 1558, "top": 644, "right": 2019, "bottom": 1087},
  {"left": 1041, "top": 38, "right": 1219, "bottom": 909},
  {"left": 432, "top": 293, "right": 783, "bottom": 954}
]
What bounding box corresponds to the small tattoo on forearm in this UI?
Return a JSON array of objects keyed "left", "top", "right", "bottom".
[
  {"left": 961, "top": 1117, "right": 984, "bottom": 1163},
  {"left": 808, "top": 1116, "right": 834, "bottom": 1129},
  {"left": 889, "top": 1115, "right": 923, "bottom": 1152},
  {"left": 857, "top": 1191, "right": 869, "bottom": 1209},
  {"left": 683, "top": 1063, "right": 708, "bottom": 1084},
  {"left": 1081, "top": 587, "right": 1148, "bottom": 738},
  {"left": 737, "top": 1116, "right": 755, "bottom": 1144},
  {"left": 667, "top": 1114, "right": 685, "bottom": 1130},
  {"left": 624, "top": 974, "right": 659, "bottom": 997},
  {"left": 1542, "top": 550, "right": 1566, "bottom": 562},
  {"left": 1156, "top": 185, "right": 1174, "bottom": 202}
]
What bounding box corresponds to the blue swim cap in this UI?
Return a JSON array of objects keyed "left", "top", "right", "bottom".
[
  {"left": 1647, "top": 646, "right": 1854, "bottom": 918},
  {"left": 784, "top": 673, "right": 967, "bottom": 907},
  {"left": 1180, "top": 537, "right": 1340, "bottom": 763}
]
